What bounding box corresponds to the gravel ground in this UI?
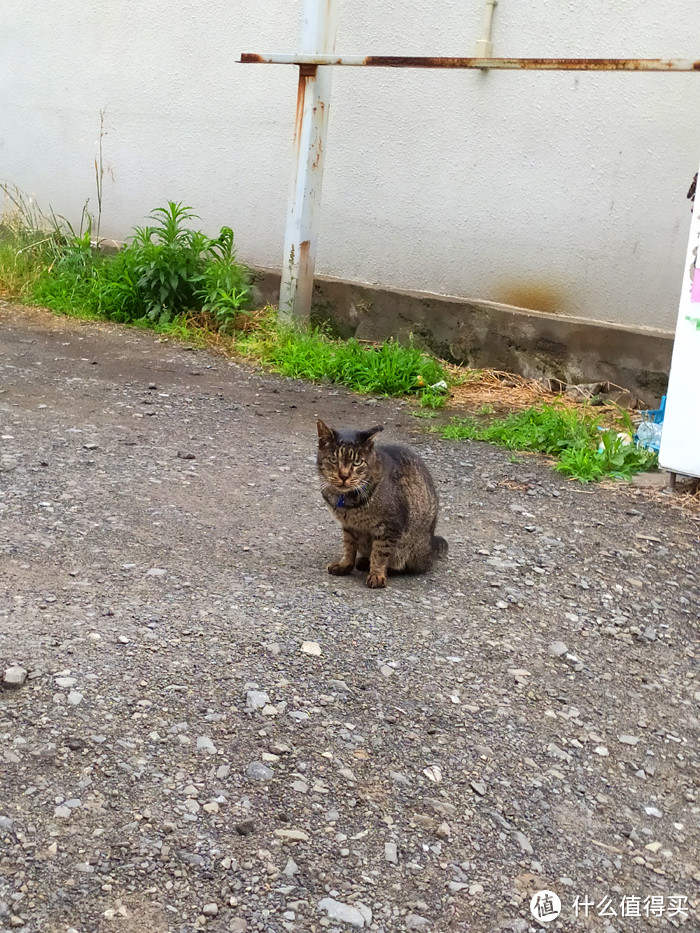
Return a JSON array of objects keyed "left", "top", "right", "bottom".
[{"left": 0, "top": 302, "right": 699, "bottom": 933}]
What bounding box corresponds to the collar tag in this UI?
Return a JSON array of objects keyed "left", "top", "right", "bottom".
[{"left": 337, "top": 494, "right": 345, "bottom": 508}]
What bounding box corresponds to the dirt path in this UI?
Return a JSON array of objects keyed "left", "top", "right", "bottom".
[{"left": 0, "top": 302, "right": 698, "bottom": 933}]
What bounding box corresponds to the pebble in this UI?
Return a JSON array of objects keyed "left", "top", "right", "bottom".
[
  {"left": 274, "top": 828, "right": 310, "bottom": 842},
  {"left": 246, "top": 690, "right": 270, "bottom": 710},
  {"left": 245, "top": 762, "right": 274, "bottom": 781},
  {"left": 67, "top": 691, "right": 83, "bottom": 706},
  {"left": 283, "top": 857, "right": 299, "bottom": 876},
  {"left": 619, "top": 735, "right": 640, "bottom": 745},
  {"left": 235, "top": 819, "right": 255, "bottom": 836},
  {"left": 55, "top": 677, "right": 76, "bottom": 688},
  {"left": 384, "top": 842, "right": 398, "bottom": 863},
  {"left": 423, "top": 765, "right": 442, "bottom": 783},
  {"left": 437, "top": 821, "right": 451, "bottom": 839},
  {"left": 145, "top": 567, "right": 167, "bottom": 577},
  {"left": 288, "top": 709, "right": 309, "bottom": 722},
  {"left": 390, "top": 771, "right": 410, "bottom": 785},
  {"left": 3, "top": 667, "right": 28, "bottom": 687},
  {"left": 644, "top": 806, "right": 663, "bottom": 818},
  {"left": 318, "top": 898, "right": 369, "bottom": 928},
  {"left": 301, "top": 641, "right": 322, "bottom": 656},
  {"left": 514, "top": 831, "right": 533, "bottom": 854},
  {"left": 202, "top": 903, "right": 218, "bottom": 917},
  {"left": 470, "top": 781, "right": 487, "bottom": 796},
  {"left": 177, "top": 451, "right": 196, "bottom": 459},
  {"left": 54, "top": 806, "right": 72, "bottom": 819},
  {"left": 548, "top": 641, "right": 568, "bottom": 657},
  {"left": 229, "top": 921, "right": 248, "bottom": 933},
  {"left": 406, "top": 915, "right": 430, "bottom": 930},
  {"left": 196, "top": 735, "right": 216, "bottom": 754}
]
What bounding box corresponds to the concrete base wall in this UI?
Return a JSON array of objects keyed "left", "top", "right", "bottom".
[{"left": 254, "top": 271, "right": 674, "bottom": 405}]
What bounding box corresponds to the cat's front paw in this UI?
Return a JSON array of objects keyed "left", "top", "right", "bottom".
[
  {"left": 366, "top": 571, "right": 387, "bottom": 589},
  {"left": 328, "top": 561, "right": 354, "bottom": 576}
]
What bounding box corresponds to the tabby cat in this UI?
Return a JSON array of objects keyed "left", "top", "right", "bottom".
[{"left": 316, "top": 420, "right": 448, "bottom": 588}]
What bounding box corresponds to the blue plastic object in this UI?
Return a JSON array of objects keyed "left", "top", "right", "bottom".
[{"left": 634, "top": 395, "right": 666, "bottom": 453}]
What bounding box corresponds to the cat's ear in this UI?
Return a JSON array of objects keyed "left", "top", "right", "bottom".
[
  {"left": 317, "top": 419, "right": 337, "bottom": 447},
  {"left": 359, "top": 425, "right": 383, "bottom": 445}
]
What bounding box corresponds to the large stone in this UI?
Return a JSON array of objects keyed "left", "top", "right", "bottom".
[
  {"left": 246, "top": 690, "right": 270, "bottom": 710},
  {"left": 3, "top": 667, "right": 27, "bottom": 687},
  {"left": 245, "top": 762, "right": 273, "bottom": 781},
  {"left": 301, "top": 641, "right": 322, "bottom": 657},
  {"left": 318, "top": 898, "right": 369, "bottom": 928}
]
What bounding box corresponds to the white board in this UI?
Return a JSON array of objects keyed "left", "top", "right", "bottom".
[{"left": 658, "top": 164, "right": 700, "bottom": 478}]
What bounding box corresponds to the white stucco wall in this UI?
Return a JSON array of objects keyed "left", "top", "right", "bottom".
[{"left": 1, "top": 1, "right": 699, "bottom": 329}]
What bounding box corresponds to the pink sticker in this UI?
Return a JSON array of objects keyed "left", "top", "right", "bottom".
[{"left": 693, "top": 266, "right": 700, "bottom": 303}]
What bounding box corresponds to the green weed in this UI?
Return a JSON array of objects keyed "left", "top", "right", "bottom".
[{"left": 441, "top": 404, "right": 657, "bottom": 482}]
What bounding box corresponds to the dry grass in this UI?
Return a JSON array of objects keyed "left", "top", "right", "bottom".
[
  {"left": 443, "top": 365, "right": 628, "bottom": 426},
  {"left": 650, "top": 478, "right": 700, "bottom": 517}
]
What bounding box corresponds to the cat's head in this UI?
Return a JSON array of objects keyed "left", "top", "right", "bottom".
[{"left": 316, "top": 420, "right": 383, "bottom": 491}]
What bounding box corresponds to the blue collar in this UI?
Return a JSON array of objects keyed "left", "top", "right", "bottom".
[{"left": 324, "top": 483, "right": 375, "bottom": 510}]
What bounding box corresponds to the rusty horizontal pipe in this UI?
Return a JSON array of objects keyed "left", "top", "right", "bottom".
[{"left": 240, "top": 53, "right": 700, "bottom": 72}]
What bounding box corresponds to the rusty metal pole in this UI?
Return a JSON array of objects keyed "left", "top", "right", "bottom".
[{"left": 278, "top": 0, "right": 339, "bottom": 324}]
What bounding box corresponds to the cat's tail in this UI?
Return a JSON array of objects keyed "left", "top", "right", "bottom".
[{"left": 432, "top": 535, "right": 448, "bottom": 559}]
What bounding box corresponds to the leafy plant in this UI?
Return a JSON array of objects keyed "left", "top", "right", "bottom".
[
  {"left": 553, "top": 446, "right": 605, "bottom": 482},
  {"left": 197, "top": 226, "right": 252, "bottom": 330},
  {"left": 595, "top": 429, "right": 657, "bottom": 478},
  {"left": 128, "top": 202, "right": 209, "bottom": 324}
]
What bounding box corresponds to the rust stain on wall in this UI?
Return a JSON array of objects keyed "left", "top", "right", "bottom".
[{"left": 499, "top": 282, "right": 565, "bottom": 314}]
